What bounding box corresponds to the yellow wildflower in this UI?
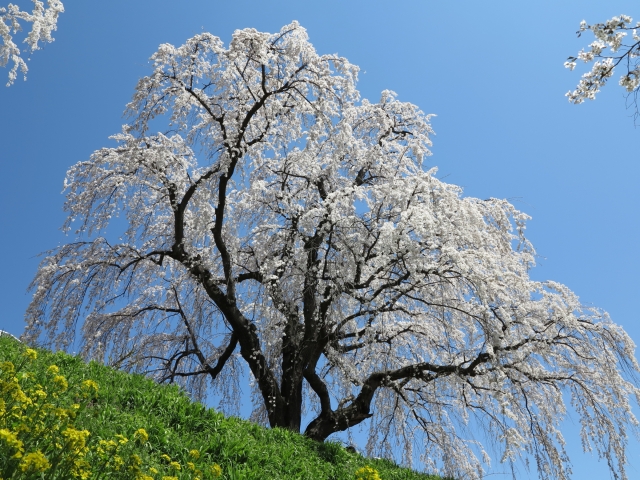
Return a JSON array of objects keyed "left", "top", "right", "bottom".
[
  {"left": 189, "top": 449, "right": 200, "bottom": 459},
  {"left": 54, "top": 407, "right": 69, "bottom": 420},
  {"left": 81, "top": 379, "right": 99, "bottom": 395},
  {"left": 71, "top": 459, "right": 91, "bottom": 480},
  {"left": 33, "top": 388, "right": 47, "bottom": 400},
  {"left": 162, "top": 477, "right": 178, "bottom": 480},
  {"left": 134, "top": 428, "right": 149, "bottom": 442},
  {"left": 113, "top": 455, "right": 124, "bottom": 470},
  {"left": 62, "top": 427, "right": 90, "bottom": 452},
  {"left": 210, "top": 463, "right": 222, "bottom": 477},
  {"left": 187, "top": 461, "right": 196, "bottom": 471},
  {"left": 11, "top": 386, "right": 29, "bottom": 404},
  {"left": 0, "top": 428, "right": 24, "bottom": 457},
  {"left": 161, "top": 454, "right": 172, "bottom": 462},
  {"left": 19, "top": 450, "right": 51, "bottom": 473},
  {"left": 169, "top": 461, "right": 181, "bottom": 470},
  {"left": 24, "top": 348, "right": 38, "bottom": 361},
  {"left": 0, "top": 361, "right": 15, "bottom": 374},
  {"left": 355, "top": 466, "right": 381, "bottom": 480},
  {"left": 149, "top": 467, "right": 159, "bottom": 474},
  {"left": 130, "top": 454, "right": 142, "bottom": 467},
  {"left": 97, "top": 439, "right": 118, "bottom": 455},
  {"left": 15, "top": 423, "right": 30, "bottom": 434},
  {"left": 53, "top": 375, "right": 68, "bottom": 392},
  {"left": 115, "top": 434, "right": 128, "bottom": 445},
  {"left": 46, "top": 365, "right": 59, "bottom": 374}
]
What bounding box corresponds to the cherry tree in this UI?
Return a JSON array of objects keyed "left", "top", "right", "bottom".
[
  {"left": 25, "top": 22, "right": 640, "bottom": 480},
  {"left": 0, "top": 0, "right": 64, "bottom": 86},
  {"left": 565, "top": 14, "right": 640, "bottom": 118}
]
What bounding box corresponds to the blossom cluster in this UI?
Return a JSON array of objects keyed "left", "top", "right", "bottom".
[
  {"left": 0, "top": 0, "right": 64, "bottom": 86},
  {"left": 0, "top": 347, "right": 223, "bottom": 479},
  {"left": 565, "top": 14, "right": 640, "bottom": 103}
]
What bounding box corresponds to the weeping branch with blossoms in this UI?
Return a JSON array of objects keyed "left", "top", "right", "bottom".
[
  {"left": 565, "top": 14, "right": 640, "bottom": 119},
  {"left": 0, "top": 0, "right": 64, "bottom": 86}
]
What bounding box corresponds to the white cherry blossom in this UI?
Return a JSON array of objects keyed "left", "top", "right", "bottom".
[
  {"left": 566, "top": 14, "right": 640, "bottom": 118},
  {"left": 0, "top": 0, "right": 64, "bottom": 86}
]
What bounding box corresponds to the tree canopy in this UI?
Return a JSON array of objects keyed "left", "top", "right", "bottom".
[{"left": 25, "top": 22, "right": 640, "bottom": 480}]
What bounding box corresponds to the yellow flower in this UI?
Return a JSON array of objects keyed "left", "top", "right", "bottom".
[
  {"left": 71, "top": 459, "right": 91, "bottom": 480},
  {"left": 33, "top": 389, "right": 47, "bottom": 400},
  {"left": 129, "top": 453, "right": 142, "bottom": 468},
  {"left": 161, "top": 454, "right": 172, "bottom": 462},
  {"left": 16, "top": 423, "right": 30, "bottom": 434},
  {"left": 210, "top": 463, "right": 222, "bottom": 477},
  {"left": 54, "top": 406, "right": 70, "bottom": 420},
  {"left": 189, "top": 449, "right": 200, "bottom": 459},
  {"left": 62, "top": 427, "right": 90, "bottom": 452},
  {"left": 53, "top": 375, "right": 68, "bottom": 392},
  {"left": 81, "top": 379, "right": 99, "bottom": 395},
  {"left": 0, "top": 428, "right": 24, "bottom": 457},
  {"left": 113, "top": 455, "right": 124, "bottom": 470},
  {"left": 115, "top": 434, "right": 128, "bottom": 445},
  {"left": 24, "top": 349, "right": 38, "bottom": 361},
  {"left": 162, "top": 477, "right": 178, "bottom": 480},
  {"left": 169, "top": 461, "right": 181, "bottom": 470},
  {"left": 11, "top": 386, "right": 29, "bottom": 404},
  {"left": 149, "top": 467, "right": 159, "bottom": 474},
  {"left": 0, "top": 361, "right": 15, "bottom": 374},
  {"left": 97, "top": 439, "right": 118, "bottom": 455},
  {"left": 67, "top": 404, "right": 80, "bottom": 419},
  {"left": 355, "top": 466, "right": 381, "bottom": 480},
  {"left": 46, "top": 365, "right": 59, "bottom": 375},
  {"left": 187, "top": 461, "right": 196, "bottom": 471},
  {"left": 134, "top": 428, "right": 149, "bottom": 442},
  {"left": 19, "top": 450, "right": 51, "bottom": 473},
  {"left": 137, "top": 475, "right": 154, "bottom": 480}
]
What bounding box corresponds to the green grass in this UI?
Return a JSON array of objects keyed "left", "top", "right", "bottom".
[{"left": 0, "top": 335, "right": 444, "bottom": 479}]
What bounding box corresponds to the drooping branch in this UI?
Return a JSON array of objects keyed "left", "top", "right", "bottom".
[
  {"left": 565, "top": 14, "right": 640, "bottom": 121},
  {"left": 305, "top": 351, "right": 494, "bottom": 442},
  {"left": 159, "top": 332, "right": 239, "bottom": 384},
  {"left": 0, "top": 0, "right": 64, "bottom": 86}
]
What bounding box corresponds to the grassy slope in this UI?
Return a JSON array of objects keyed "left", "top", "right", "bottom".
[{"left": 0, "top": 335, "right": 444, "bottom": 480}]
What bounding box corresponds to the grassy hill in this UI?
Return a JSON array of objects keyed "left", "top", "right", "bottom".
[{"left": 0, "top": 334, "right": 445, "bottom": 479}]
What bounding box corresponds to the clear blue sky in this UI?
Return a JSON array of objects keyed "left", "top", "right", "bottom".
[{"left": 1, "top": 1, "right": 638, "bottom": 478}]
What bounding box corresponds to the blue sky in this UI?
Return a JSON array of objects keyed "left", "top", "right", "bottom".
[{"left": 1, "top": 1, "right": 639, "bottom": 478}]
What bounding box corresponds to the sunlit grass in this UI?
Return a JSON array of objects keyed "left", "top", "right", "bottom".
[{"left": 0, "top": 335, "right": 444, "bottom": 479}]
